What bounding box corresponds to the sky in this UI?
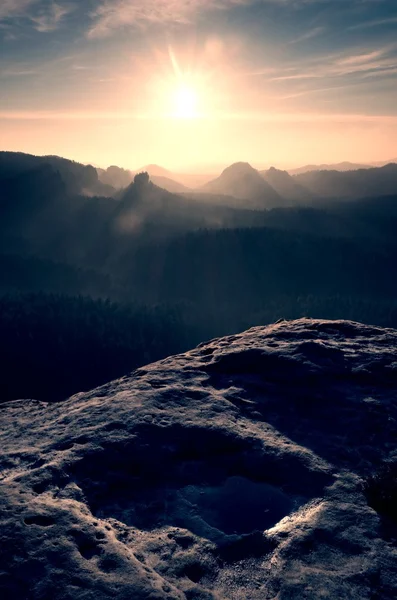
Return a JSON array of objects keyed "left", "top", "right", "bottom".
[{"left": 1, "top": 0, "right": 397, "bottom": 171}]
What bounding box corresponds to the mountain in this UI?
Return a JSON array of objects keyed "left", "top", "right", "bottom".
[
  {"left": 0, "top": 151, "right": 110, "bottom": 196},
  {"left": 0, "top": 157, "right": 117, "bottom": 263},
  {"left": 132, "top": 165, "right": 191, "bottom": 194},
  {"left": 111, "top": 173, "right": 283, "bottom": 237},
  {"left": 138, "top": 164, "right": 175, "bottom": 178},
  {"left": 147, "top": 170, "right": 216, "bottom": 190},
  {"left": 97, "top": 164, "right": 191, "bottom": 194},
  {"left": 1, "top": 318, "right": 396, "bottom": 600},
  {"left": 150, "top": 175, "right": 191, "bottom": 194},
  {"left": 294, "top": 163, "right": 397, "bottom": 199},
  {"left": 97, "top": 165, "right": 134, "bottom": 189},
  {"left": 260, "top": 166, "right": 311, "bottom": 202},
  {"left": 108, "top": 174, "right": 237, "bottom": 238},
  {"left": 0, "top": 164, "right": 67, "bottom": 239},
  {"left": 201, "top": 162, "right": 282, "bottom": 208},
  {"left": 288, "top": 161, "right": 370, "bottom": 175},
  {"left": 173, "top": 172, "right": 216, "bottom": 189},
  {"left": 372, "top": 158, "right": 397, "bottom": 167},
  {"left": 0, "top": 152, "right": 98, "bottom": 193}
]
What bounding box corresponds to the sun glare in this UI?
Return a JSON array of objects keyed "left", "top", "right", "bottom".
[
  {"left": 173, "top": 85, "right": 198, "bottom": 119},
  {"left": 151, "top": 47, "right": 211, "bottom": 120}
]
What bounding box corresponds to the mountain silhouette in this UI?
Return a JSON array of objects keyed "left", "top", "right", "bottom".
[
  {"left": 97, "top": 165, "right": 134, "bottom": 189},
  {"left": 111, "top": 174, "right": 209, "bottom": 236},
  {"left": 288, "top": 161, "right": 370, "bottom": 175},
  {"left": 373, "top": 157, "right": 397, "bottom": 167},
  {"left": 149, "top": 175, "right": 191, "bottom": 194},
  {"left": 0, "top": 164, "right": 66, "bottom": 229},
  {"left": 202, "top": 162, "right": 282, "bottom": 208},
  {"left": 132, "top": 165, "right": 191, "bottom": 193},
  {"left": 294, "top": 163, "right": 397, "bottom": 199},
  {"left": 261, "top": 166, "right": 311, "bottom": 203},
  {"left": 137, "top": 164, "right": 175, "bottom": 178},
  {"left": 0, "top": 151, "right": 111, "bottom": 196}
]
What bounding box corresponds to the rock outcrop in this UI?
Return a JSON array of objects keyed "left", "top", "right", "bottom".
[{"left": 1, "top": 319, "right": 396, "bottom": 599}]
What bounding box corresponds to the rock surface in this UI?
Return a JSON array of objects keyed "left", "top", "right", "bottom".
[{"left": 1, "top": 318, "right": 397, "bottom": 600}]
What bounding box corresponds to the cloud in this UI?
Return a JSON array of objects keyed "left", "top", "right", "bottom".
[
  {"left": 329, "top": 46, "right": 397, "bottom": 77},
  {"left": 0, "top": 1, "right": 73, "bottom": 32},
  {"left": 0, "top": 68, "right": 39, "bottom": 77},
  {"left": 30, "top": 3, "right": 74, "bottom": 32},
  {"left": 348, "top": 16, "right": 397, "bottom": 31},
  {"left": 359, "top": 66, "right": 397, "bottom": 80},
  {"left": 87, "top": 0, "right": 253, "bottom": 38},
  {"left": 250, "top": 42, "right": 397, "bottom": 105},
  {"left": 269, "top": 72, "right": 320, "bottom": 82},
  {"left": 87, "top": 0, "right": 390, "bottom": 37},
  {"left": 288, "top": 26, "right": 325, "bottom": 45},
  {"left": 336, "top": 49, "right": 389, "bottom": 67},
  {"left": 256, "top": 43, "right": 397, "bottom": 85},
  {"left": 0, "top": 0, "right": 40, "bottom": 20}
]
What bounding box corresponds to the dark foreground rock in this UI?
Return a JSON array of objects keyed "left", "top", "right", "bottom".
[{"left": 1, "top": 318, "right": 397, "bottom": 599}]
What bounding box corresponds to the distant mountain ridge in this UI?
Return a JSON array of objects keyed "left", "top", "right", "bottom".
[
  {"left": 97, "top": 164, "right": 192, "bottom": 194},
  {"left": 137, "top": 164, "right": 174, "bottom": 178},
  {"left": 288, "top": 161, "right": 370, "bottom": 175},
  {"left": 293, "top": 162, "right": 397, "bottom": 199},
  {"left": 86, "top": 155, "right": 397, "bottom": 207},
  {"left": 261, "top": 166, "right": 311, "bottom": 202},
  {"left": 373, "top": 158, "right": 397, "bottom": 167},
  {"left": 97, "top": 165, "right": 134, "bottom": 189},
  {"left": 0, "top": 151, "right": 112, "bottom": 196},
  {"left": 3, "top": 151, "right": 397, "bottom": 209},
  {"left": 201, "top": 162, "right": 284, "bottom": 208}
]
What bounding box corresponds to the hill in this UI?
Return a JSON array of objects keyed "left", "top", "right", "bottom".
[
  {"left": 0, "top": 161, "right": 117, "bottom": 264},
  {"left": 288, "top": 161, "right": 370, "bottom": 175},
  {"left": 201, "top": 162, "right": 282, "bottom": 208},
  {"left": 139, "top": 168, "right": 215, "bottom": 190},
  {"left": 293, "top": 163, "right": 397, "bottom": 199},
  {"left": 1, "top": 318, "right": 396, "bottom": 599},
  {"left": 0, "top": 151, "right": 112, "bottom": 196},
  {"left": 97, "top": 165, "right": 134, "bottom": 189},
  {"left": 150, "top": 175, "right": 191, "bottom": 194},
  {"left": 173, "top": 172, "right": 216, "bottom": 189},
  {"left": 260, "top": 166, "right": 311, "bottom": 202},
  {"left": 137, "top": 164, "right": 175, "bottom": 178}
]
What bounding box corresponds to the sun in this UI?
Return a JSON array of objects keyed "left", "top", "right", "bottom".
[
  {"left": 151, "top": 48, "right": 210, "bottom": 119},
  {"left": 173, "top": 84, "right": 198, "bottom": 119}
]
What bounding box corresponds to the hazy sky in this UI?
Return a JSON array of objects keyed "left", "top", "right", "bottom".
[{"left": 1, "top": 0, "right": 397, "bottom": 170}]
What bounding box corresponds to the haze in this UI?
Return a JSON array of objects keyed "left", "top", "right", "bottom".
[{"left": 1, "top": 0, "right": 397, "bottom": 170}]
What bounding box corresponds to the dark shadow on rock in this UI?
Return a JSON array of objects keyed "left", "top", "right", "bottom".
[{"left": 69, "top": 423, "right": 330, "bottom": 545}]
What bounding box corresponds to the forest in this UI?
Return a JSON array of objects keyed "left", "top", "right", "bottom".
[{"left": 1, "top": 151, "right": 396, "bottom": 402}]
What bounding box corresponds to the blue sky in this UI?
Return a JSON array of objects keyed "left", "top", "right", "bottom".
[{"left": 1, "top": 0, "right": 397, "bottom": 169}]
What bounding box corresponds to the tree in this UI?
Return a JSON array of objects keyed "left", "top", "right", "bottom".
[{"left": 134, "top": 172, "right": 150, "bottom": 187}]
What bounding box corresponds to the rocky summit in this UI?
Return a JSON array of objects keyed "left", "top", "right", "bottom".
[{"left": 1, "top": 318, "right": 397, "bottom": 600}]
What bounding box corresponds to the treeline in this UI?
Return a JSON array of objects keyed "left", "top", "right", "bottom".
[
  {"left": 1, "top": 291, "right": 397, "bottom": 403},
  {"left": 2, "top": 152, "right": 397, "bottom": 403},
  {"left": 116, "top": 227, "right": 397, "bottom": 309},
  {"left": 0, "top": 254, "right": 112, "bottom": 297},
  {"left": 0, "top": 294, "right": 193, "bottom": 403}
]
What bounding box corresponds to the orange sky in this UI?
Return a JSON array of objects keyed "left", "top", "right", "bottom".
[
  {"left": 1, "top": 1, "right": 397, "bottom": 170},
  {"left": 1, "top": 113, "right": 397, "bottom": 171}
]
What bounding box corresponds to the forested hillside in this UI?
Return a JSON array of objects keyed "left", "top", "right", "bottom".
[{"left": 1, "top": 151, "right": 396, "bottom": 401}]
